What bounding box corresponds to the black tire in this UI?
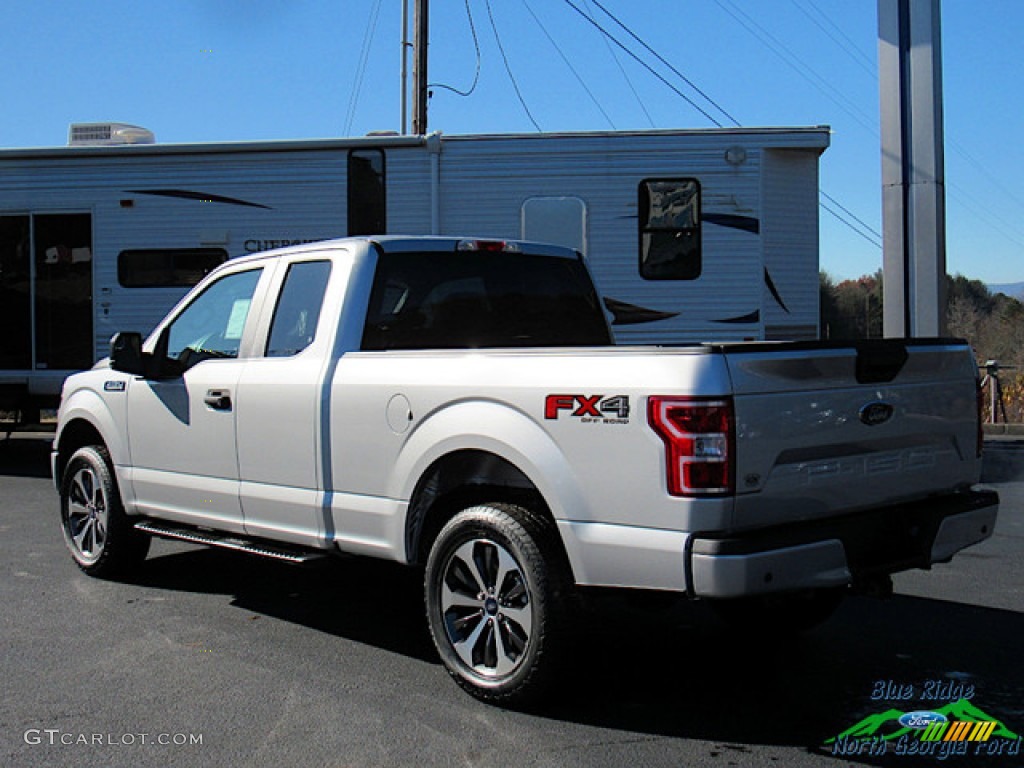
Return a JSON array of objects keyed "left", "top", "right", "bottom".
[
  {"left": 424, "top": 502, "right": 572, "bottom": 705},
  {"left": 711, "top": 588, "right": 845, "bottom": 635},
  {"left": 59, "top": 445, "right": 150, "bottom": 578}
]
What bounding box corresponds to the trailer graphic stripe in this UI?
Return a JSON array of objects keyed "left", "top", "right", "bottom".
[{"left": 127, "top": 189, "right": 272, "bottom": 209}]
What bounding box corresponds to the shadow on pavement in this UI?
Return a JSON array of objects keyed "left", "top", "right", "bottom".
[
  {"left": 130, "top": 545, "right": 1024, "bottom": 765},
  {"left": 0, "top": 434, "right": 52, "bottom": 479},
  {"left": 981, "top": 439, "right": 1024, "bottom": 483},
  {"left": 16, "top": 429, "right": 1023, "bottom": 763}
]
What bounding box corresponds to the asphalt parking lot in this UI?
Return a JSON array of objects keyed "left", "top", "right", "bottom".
[{"left": 1, "top": 433, "right": 1022, "bottom": 768}]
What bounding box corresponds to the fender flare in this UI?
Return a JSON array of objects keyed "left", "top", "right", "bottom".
[
  {"left": 388, "top": 400, "right": 589, "bottom": 525},
  {"left": 55, "top": 388, "right": 129, "bottom": 488}
]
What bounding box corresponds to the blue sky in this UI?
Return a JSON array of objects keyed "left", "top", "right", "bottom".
[{"left": 1, "top": 1, "right": 1022, "bottom": 284}]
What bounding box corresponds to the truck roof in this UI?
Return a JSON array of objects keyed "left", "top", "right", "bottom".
[{"left": 215, "top": 235, "right": 582, "bottom": 267}]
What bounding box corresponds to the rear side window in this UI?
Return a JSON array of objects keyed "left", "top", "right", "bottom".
[
  {"left": 118, "top": 248, "right": 227, "bottom": 287},
  {"left": 362, "top": 251, "right": 611, "bottom": 350},
  {"left": 265, "top": 260, "right": 332, "bottom": 357},
  {"left": 639, "top": 179, "right": 701, "bottom": 280}
]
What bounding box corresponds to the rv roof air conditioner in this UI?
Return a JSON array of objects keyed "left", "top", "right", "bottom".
[{"left": 68, "top": 123, "right": 156, "bottom": 147}]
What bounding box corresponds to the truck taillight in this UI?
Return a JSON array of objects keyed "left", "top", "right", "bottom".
[
  {"left": 648, "top": 396, "right": 735, "bottom": 496},
  {"left": 457, "top": 239, "right": 522, "bottom": 253}
]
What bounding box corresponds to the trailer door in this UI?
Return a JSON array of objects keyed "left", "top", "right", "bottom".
[
  {"left": 33, "top": 214, "right": 93, "bottom": 372},
  {"left": 0, "top": 216, "right": 31, "bottom": 371}
]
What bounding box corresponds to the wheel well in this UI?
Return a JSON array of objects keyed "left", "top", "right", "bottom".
[
  {"left": 55, "top": 419, "right": 106, "bottom": 485},
  {"left": 406, "top": 450, "right": 566, "bottom": 570}
]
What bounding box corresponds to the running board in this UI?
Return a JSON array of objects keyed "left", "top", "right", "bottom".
[{"left": 134, "top": 520, "right": 327, "bottom": 564}]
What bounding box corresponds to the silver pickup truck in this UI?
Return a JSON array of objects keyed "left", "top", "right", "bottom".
[{"left": 53, "top": 236, "right": 997, "bottom": 703}]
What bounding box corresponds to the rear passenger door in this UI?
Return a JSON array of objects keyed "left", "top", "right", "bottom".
[{"left": 235, "top": 256, "right": 338, "bottom": 548}]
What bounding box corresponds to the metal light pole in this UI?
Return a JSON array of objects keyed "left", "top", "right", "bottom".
[{"left": 878, "top": 0, "right": 948, "bottom": 338}]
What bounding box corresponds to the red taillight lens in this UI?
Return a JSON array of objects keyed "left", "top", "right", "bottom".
[
  {"left": 648, "top": 396, "right": 735, "bottom": 496},
  {"left": 457, "top": 239, "right": 522, "bottom": 253}
]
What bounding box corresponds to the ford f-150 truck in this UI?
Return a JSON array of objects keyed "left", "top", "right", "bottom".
[{"left": 53, "top": 236, "right": 998, "bottom": 703}]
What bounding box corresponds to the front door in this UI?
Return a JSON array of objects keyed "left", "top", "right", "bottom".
[{"left": 126, "top": 267, "right": 264, "bottom": 531}]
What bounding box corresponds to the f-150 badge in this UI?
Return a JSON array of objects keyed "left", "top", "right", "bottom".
[{"left": 544, "top": 394, "right": 630, "bottom": 424}]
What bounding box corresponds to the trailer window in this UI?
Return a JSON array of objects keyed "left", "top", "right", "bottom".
[
  {"left": 348, "top": 149, "right": 386, "bottom": 236},
  {"left": 639, "top": 179, "right": 701, "bottom": 280},
  {"left": 265, "top": 260, "right": 332, "bottom": 357},
  {"left": 118, "top": 249, "right": 227, "bottom": 288},
  {"left": 521, "top": 196, "right": 587, "bottom": 254}
]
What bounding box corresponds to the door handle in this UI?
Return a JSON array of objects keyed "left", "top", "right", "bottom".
[{"left": 204, "top": 389, "right": 232, "bottom": 410}]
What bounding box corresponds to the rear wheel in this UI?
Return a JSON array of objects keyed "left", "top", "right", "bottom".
[
  {"left": 59, "top": 445, "right": 150, "bottom": 578},
  {"left": 424, "top": 502, "right": 571, "bottom": 705}
]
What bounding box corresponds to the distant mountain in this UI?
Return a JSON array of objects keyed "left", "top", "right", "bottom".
[
  {"left": 825, "top": 698, "right": 1019, "bottom": 744},
  {"left": 988, "top": 281, "right": 1024, "bottom": 299}
]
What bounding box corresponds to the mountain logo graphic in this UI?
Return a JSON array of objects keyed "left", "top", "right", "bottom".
[{"left": 826, "top": 699, "right": 1020, "bottom": 745}]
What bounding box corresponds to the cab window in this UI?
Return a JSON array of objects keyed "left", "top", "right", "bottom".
[
  {"left": 165, "top": 269, "right": 262, "bottom": 361},
  {"left": 265, "top": 261, "right": 332, "bottom": 357}
]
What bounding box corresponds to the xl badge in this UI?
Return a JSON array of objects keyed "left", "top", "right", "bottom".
[{"left": 859, "top": 401, "right": 894, "bottom": 426}]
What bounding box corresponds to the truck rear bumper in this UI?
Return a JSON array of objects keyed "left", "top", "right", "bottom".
[{"left": 688, "top": 489, "right": 998, "bottom": 599}]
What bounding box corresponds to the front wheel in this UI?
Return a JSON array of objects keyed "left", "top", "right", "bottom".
[
  {"left": 59, "top": 445, "right": 150, "bottom": 578},
  {"left": 424, "top": 502, "right": 571, "bottom": 705}
]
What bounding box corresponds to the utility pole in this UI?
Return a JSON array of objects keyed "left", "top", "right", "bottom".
[
  {"left": 412, "top": 0, "right": 429, "bottom": 135},
  {"left": 400, "top": 0, "right": 410, "bottom": 134},
  {"left": 878, "top": 0, "right": 947, "bottom": 338}
]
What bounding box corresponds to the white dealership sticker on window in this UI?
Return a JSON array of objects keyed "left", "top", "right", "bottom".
[{"left": 224, "top": 299, "right": 251, "bottom": 340}]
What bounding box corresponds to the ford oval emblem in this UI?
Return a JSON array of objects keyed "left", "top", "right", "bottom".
[
  {"left": 860, "top": 401, "right": 894, "bottom": 426},
  {"left": 898, "top": 711, "right": 948, "bottom": 730}
]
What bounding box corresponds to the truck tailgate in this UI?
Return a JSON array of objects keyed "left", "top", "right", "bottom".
[{"left": 724, "top": 340, "right": 981, "bottom": 531}]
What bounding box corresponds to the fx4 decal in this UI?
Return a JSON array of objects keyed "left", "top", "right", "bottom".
[{"left": 544, "top": 394, "right": 631, "bottom": 424}]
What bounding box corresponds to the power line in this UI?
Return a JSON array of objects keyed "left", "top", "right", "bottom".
[
  {"left": 587, "top": 0, "right": 741, "bottom": 127},
  {"left": 947, "top": 186, "right": 1024, "bottom": 252},
  {"left": 583, "top": 0, "right": 654, "bottom": 128},
  {"left": 560, "top": 0, "right": 883, "bottom": 251},
  {"left": 803, "top": 0, "right": 1024, "bottom": 250},
  {"left": 485, "top": 0, "right": 542, "bottom": 131},
  {"left": 791, "top": 0, "right": 876, "bottom": 78},
  {"left": 820, "top": 190, "right": 882, "bottom": 241},
  {"left": 820, "top": 200, "right": 882, "bottom": 249},
  {"left": 712, "top": 0, "right": 878, "bottom": 136},
  {"left": 344, "top": 0, "right": 384, "bottom": 136},
  {"left": 522, "top": 0, "right": 616, "bottom": 129},
  {"left": 429, "top": 0, "right": 481, "bottom": 98},
  {"left": 560, "top": 0, "right": 725, "bottom": 127}
]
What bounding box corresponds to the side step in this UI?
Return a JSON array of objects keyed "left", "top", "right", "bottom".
[{"left": 134, "top": 520, "right": 328, "bottom": 564}]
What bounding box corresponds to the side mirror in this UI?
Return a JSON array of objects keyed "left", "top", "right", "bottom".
[{"left": 110, "top": 332, "right": 145, "bottom": 376}]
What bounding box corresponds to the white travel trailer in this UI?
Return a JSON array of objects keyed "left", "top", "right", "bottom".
[{"left": 0, "top": 125, "right": 828, "bottom": 413}]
